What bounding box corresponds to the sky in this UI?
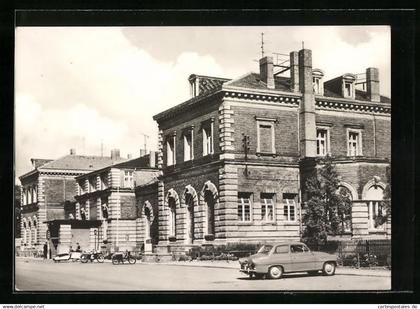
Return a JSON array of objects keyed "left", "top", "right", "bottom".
[{"left": 15, "top": 26, "right": 390, "bottom": 183}]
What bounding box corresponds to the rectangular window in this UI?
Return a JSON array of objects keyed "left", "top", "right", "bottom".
[
  {"left": 345, "top": 82, "right": 352, "bottom": 97},
  {"left": 203, "top": 126, "right": 213, "bottom": 156},
  {"left": 256, "top": 117, "right": 276, "bottom": 154},
  {"left": 89, "top": 178, "right": 96, "bottom": 192},
  {"left": 167, "top": 136, "right": 175, "bottom": 166},
  {"left": 283, "top": 193, "right": 297, "bottom": 222},
  {"left": 124, "top": 170, "right": 134, "bottom": 188},
  {"left": 316, "top": 128, "right": 329, "bottom": 156},
  {"left": 184, "top": 129, "right": 193, "bottom": 161},
  {"left": 347, "top": 130, "right": 362, "bottom": 156},
  {"left": 261, "top": 193, "right": 275, "bottom": 221},
  {"left": 238, "top": 193, "right": 252, "bottom": 222}
]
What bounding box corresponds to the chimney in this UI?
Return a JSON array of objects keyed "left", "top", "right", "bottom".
[
  {"left": 298, "top": 48, "right": 317, "bottom": 158},
  {"left": 149, "top": 151, "right": 156, "bottom": 168},
  {"left": 140, "top": 149, "right": 146, "bottom": 157},
  {"left": 70, "top": 148, "right": 76, "bottom": 155},
  {"left": 110, "top": 149, "right": 120, "bottom": 161},
  {"left": 259, "top": 56, "right": 275, "bottom": 89},
  {"left": 366, "top": 67, "right": 380, "bottom": 102},
  {"left": 290, "top": 51, "right": 299, "bottom": 92},
  {"left": 127, "top": 153, "right": 132, "bottom": 159}
]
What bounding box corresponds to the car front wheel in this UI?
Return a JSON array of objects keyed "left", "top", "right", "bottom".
[
  {"left": 322, "top": 262, "right": 336, "bottom": 276},
  {"left": 268, "top": 266, "right": 283, "bottom": 279}
]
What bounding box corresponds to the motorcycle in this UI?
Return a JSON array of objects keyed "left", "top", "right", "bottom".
[
  {"left": 111, "top": 250, "right": 136, "bottom": 265},
  {"left": 80, "top": 250, "right": 105, "bottom": 263},
  {"left": 352, "top": 253, "right": 378, "bottom": 268}
]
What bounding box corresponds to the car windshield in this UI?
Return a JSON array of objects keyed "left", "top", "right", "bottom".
[{"left": 257, "top": 245, "right": 273, "bottom": 254}]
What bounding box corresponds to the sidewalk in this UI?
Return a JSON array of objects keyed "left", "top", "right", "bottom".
[{"left": 140, "top": 260, "right": 391, "bottom": 277}]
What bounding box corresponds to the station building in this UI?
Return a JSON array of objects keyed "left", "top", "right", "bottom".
[{"left": 152, "top": 47, "right": 391, "bottom": 253}]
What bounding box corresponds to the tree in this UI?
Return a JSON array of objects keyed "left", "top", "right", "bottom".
[
  {"left": 375, "top": 166, "right": 391, "bottom": 227},
  {"left": 302, "top": 156, "right": 352, "bottom": 246}
]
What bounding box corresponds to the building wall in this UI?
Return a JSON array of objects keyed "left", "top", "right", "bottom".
[
  {"left": 316, "top": 111, "right": 391, "bottom": 159},
  {"left": 159, "top": 163, "right": 220, "bottom": 243},
  {"left": 231, "top": 104, "right": 300, "bottom": 157},
  {"left": 160, "top": 100, "right": 220, "bottom": 168}
]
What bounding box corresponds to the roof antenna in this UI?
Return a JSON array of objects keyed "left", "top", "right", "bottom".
[{"left": 261, "top": 32, "right": 265, "bottom": 58}]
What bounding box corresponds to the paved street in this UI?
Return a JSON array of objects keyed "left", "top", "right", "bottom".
[{"left": 15, "top": 258, "right": 391, "bottom": 291}]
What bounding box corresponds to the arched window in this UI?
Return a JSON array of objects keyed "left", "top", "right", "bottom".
[
  {"left": 365, "top": 185, "right": 385, "bottom": 230},
  {"left": 185, "top": 193, "right": 195, "bottom": 243},
  {"left": 168, "top": 198, "right": 177, "bottom": 238}
]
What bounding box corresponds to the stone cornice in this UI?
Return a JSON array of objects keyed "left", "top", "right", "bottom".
[
  {"left": 223, "top": 89, "right": 301, "bottom": 106},
  {"left": 316, "top": 98, "right": 391, "bottom": 115}
]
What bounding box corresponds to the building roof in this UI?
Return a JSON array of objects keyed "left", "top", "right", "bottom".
[
  {"left": 153, "top": 71, "right": 391, "bottom": 122},
  {"left": 75, "top": 153, "right": 159, "bottom": 180},
  {"left": 40, "top": 154, "right": 126, "bottom": 171},
  {"left": 30, "top": 158, "right": 54, "bottom": 169},
  {"left": 226, "top": 73, "right": 291, "bottom": 92}
]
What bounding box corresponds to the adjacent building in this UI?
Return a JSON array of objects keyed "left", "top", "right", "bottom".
[
  {"left": 19, "top": 149, "right": 127, "bottom": 256},
  {"left": 152, "top": 47, "right": 390, "bottom": 252},
  {"left": 74, "top": 152, "right": 159, "bottom": 254}
]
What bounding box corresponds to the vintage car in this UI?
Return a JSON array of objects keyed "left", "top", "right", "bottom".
[{"left": 239, "top": 242, "right": 337, "bottom": 279}]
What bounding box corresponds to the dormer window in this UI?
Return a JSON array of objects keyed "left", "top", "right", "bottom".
[
  {"left": 312, "top": 69, "right": 324, "bottom": 95},
  {"left": 188, "top": 75, "right": 200, "bottom": 98},
  {"left": 342, "top": 74, "right": 356, "bottom": 99}
]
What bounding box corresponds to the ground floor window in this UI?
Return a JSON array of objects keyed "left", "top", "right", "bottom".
[
  {"left": 283, "top": 193, "right": 297, "bottom": 222},
  {"left": 238, "top": 193, "right": 252, "bottom": 222},
  {"left": 261, "top": 193, "right": 275, "bottom": 221},
  {"left": 368, "top": 201, "right": 386, "bottom": 230}
]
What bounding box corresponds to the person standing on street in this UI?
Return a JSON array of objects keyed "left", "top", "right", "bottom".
[{"left": 43, "top": 242, "right": 48, "bottom": 259}]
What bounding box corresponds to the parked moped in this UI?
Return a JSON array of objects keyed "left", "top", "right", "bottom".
[{"left": 111, "top": 250, "right": 136, "bottom": 265}]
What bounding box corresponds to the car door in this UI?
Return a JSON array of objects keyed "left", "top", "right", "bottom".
[
  {"left": 290, "top": 244, "right": 316, "bottom": 271},
  {"left": 271, "top": 244, "right": 292, "bottom": 271}
]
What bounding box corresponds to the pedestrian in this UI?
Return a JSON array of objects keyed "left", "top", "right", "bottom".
[
  {"left": 43, "top": 242, "right": 48, "bottom": 259},
  {"left": 76, "top": 242, "right": 81, "bottom": 252}
]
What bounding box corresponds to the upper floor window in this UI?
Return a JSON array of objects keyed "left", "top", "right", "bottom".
[
  {"left": 344, "top": 82, "right": 352, "bottom": 97},
  {"left": 100, "top": 173, "right": 108, "bottom": 190},
  {"left": 316, "top": 128, "right": 330, "bottom": 156},
  {"left": 256, "top": 117, "right": 276, "bottom": 154},
  {"left": 183, "top": 128, "right": 194, "bottom": 161},
  {"left": 124, "top": 170, "right": 134, "bottom": 188},
  {"left": 283, "top": 193, "right": 297, "bottom": 222},
  {"left": 347, "top": 129, "right": 363, "bottom": 156},
  {"left": 202, "top": 119, "right": 214, "bottom": 156},
  {"left": 89, "top": 177, "right": 96, "bottom": 192},
  {"left": 261, "top": 193, "right": 275, "bottom": 221},
  {"left": 166, "top": 134, "right": 176, "bottom": 166},
  {"left": 238, "top": 193, "right": 252, "bottom": 222}
]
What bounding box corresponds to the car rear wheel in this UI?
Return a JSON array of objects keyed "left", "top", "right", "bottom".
[
  {"left": 268, "top": 266, "right": 283, "bottom": 279},
  {"left": 322, "top": 262, "right": 336, "bottom": 276}
]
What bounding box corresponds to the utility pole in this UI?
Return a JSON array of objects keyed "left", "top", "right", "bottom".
[{"left": 242, "top": 134, "right": 251, "bottom": 176}]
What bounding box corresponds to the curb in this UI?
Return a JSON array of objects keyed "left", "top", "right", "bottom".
[{"left": 140, "top": 262, "right": 391, "bottom": 277}]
